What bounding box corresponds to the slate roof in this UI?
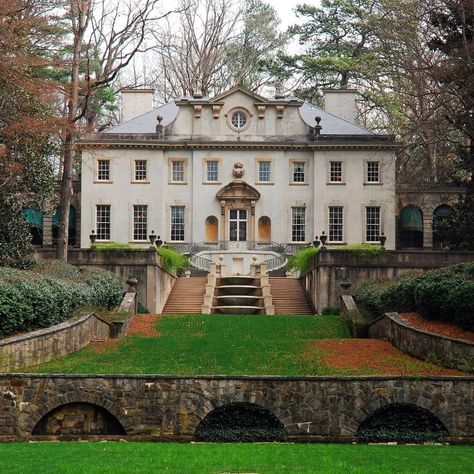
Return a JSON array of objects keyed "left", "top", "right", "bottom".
[{"left": 105, "top": 97, "right": 375, "bottom": 136}]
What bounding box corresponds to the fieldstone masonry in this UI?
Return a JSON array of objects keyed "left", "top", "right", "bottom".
[{"left": 0, "top": 375, "right": 472, "bottom": 442}]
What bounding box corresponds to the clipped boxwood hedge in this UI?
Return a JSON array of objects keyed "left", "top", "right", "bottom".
[{"left": 0, "top": 261, "right": 123, "bottom": 338}]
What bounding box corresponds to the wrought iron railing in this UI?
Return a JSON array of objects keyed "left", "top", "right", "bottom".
[{"left": 190, "top": 254, "right": 213, "bottom": 271}]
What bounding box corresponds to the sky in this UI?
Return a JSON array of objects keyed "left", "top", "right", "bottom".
[{"left": 265, "top": 0, "right": 319, "bottom": 30}]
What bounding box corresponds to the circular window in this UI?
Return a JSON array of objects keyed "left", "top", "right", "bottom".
[{"left": 228, "top": 109, "right": 250, "bottom": 131}]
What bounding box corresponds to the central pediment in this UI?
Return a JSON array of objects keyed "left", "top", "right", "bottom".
[{"left": 216, "top": 181, "right": 261, "bottom": 201}]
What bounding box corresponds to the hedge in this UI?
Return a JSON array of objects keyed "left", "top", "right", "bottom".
[{"left": 0, "top": 261, "right": 123, "bottom": 338}]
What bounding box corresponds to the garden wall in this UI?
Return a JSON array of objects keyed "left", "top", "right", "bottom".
[
  {"left": 0, "top": 374, "right": 472, "bottom": 442},
  {"left": 35, "top": 248, "right": 176, "bottom": 313},
  {"left": 0, "top": 292, "right": 136, "bottom": 372},
  {"left": 368, "top": 312, "right": 474, "bottom": 372},
  {"left": 304, "top": 250, "right": 474, "bottom": 313}
]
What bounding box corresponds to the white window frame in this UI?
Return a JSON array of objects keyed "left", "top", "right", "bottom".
[
  {"left": 170, "top": 206, "right": 185, "bottom": 242},
  {"left": 328, "top": 206, "right": 344, "bottom": 243},
  {"left": 132, "top": 204, "right": 148, "bottom": 241},
  {"left": 96, "top": 204, "right": 111, "bottom": 241},
  {"left": 134, "top": 160, "right": 148, "bottom": 182},
  {"left": 291, "top": 161, "right": 306, "bottom": 184},
  {"left": 365, "top": 206, "right": 381, "bottom": 242},
  {"left": 291, "top": 206, "right": 306, "bottom": 242},
  {"left": 258, "top": 161, "right": 271, "bottom": 183},
  {"left": 329, "top": 161, "right": 343, "bottom": 183},
  {"left": 97, "top": 159, "right": 111, "bottom": 182},
  {"left": 169, "top": 158, "right": 187, "bottom": 184},
  {"left": 366, "top": 160, "right": 381, "bottom": 183},
  {"left": 206, "top": 160, "right": 219, "bottom": 182}
]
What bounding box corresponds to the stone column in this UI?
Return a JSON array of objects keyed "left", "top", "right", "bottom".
[
  {"left": 423, "top": 210, "right": 433, "bottom": 249},
  {"left": 42, "top": 215, "right": 53, "bottom": 247}
]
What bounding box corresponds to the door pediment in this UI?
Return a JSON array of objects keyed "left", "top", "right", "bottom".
[{"left": 216, "top": 181, "right": 261, "bottom": 201}]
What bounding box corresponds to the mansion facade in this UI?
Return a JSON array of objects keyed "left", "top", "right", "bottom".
[{"left": 78, "top": 87, "right": 398, "bottom": 250}]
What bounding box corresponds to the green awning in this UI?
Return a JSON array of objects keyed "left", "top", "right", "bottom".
[
  {"left": 52, "top": 206, "right": 76, "bottom": 228},
  {"left": 433, "top": 205, "right": 454, "bottom": 218},
  {"left": 23, "top": 208, "right": 43, "bottom": 229},
  {"left": 400, "top": 207, "right": 423, "bottom": 232}
]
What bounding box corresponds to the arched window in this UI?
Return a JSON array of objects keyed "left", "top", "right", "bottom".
[
  {"left": 432, "top": 204, "right": 454, "bottom": 249},
  {"left": 205, "top": 215, "right": 218, "bottom": 242},
  {"left": 258, "top": 216, "right": 271, "bottom": 242},
  {"left": 22, "top": 208, "right": 43, "bottom": 245},
  {"left": 52, "top": 205, "right": 77, "bottom": 246},
  {"left": 399, "top": 205, "right": 423, "bottom": 248}
]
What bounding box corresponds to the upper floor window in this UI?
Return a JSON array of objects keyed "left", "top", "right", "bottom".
[
  {"left": 231, "top": 111, "right": 247, "bottom": 129},
  {"left": 133, "top": 205, "right": 148, "bottom": 241},
  {"left": 293, "top": 162, "right": 305, "bottom": 183},
  {"left": 367, "top": 161, "right": 380, "bottom": 183},
  {"left": 96, "top": 204, "right": 111, "bottom": 240},
  {"left": 366, "top": 206, "right": 381, "bottom": 242},
  {"left": 97, "top": 160, "right": 110, "bottom": 181},
  {"left": 206, "top": 161, "right": 218, "bottom": 182},
  {"left": 291, "top": 207, "right": 306, "bottom": 242},
  {"left": 134, "top": 160, "right": 147, "bottom": 181},
  {"left": 329, "top": 206, "right": 344, "bottom": 242},
  {"left": 329, "top": 161, "right": 343, "bottom": 182},
  {"left": 172, "top": 160, "right": 185, "bottom": 182},
  {"left": 258, "top": 161, "right": 271, "bottom": 182}
]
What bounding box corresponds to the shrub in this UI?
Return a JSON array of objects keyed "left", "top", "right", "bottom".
[
  {"left": 91, "top": 241, "right": 142, "bottom": 252},
  {"left": 380, "top": 273, "right": 419, "bottom": 313},
  {"left": 158, "top": 246, "right": 190, "bottom": 274},
  {"left": 321, "top": 306, "right": 340, "bottom": 316},
  {"left": 354, "top": 280, "right": 391, "bottom": 319},
  {"left": 334, "top": 243, "right": 385, "bottom": 258},
  {"left": 286, "top": 247, "right": 319, "bottom": 273},
  {"left": 0, "top": 261, "right": 123, "bottom": 338}
]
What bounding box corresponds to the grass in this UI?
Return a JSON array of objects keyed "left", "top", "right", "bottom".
[
  {"left": 0, "top": 442, "right": 472, "bottom": 473},
  {"left": 29, "top": 315, "right": 349, "bottom": 375}
]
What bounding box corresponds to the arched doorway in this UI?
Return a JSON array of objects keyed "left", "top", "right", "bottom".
[
  {"left": 195, "top": 402, "right": 285, "bottom": 442},
  {"left": 32, "top": 402, "right": 126, "bottom": 436},
  {"left": 22, "top": 207, "right": 43, "bottom": 245},
  {"left": 205, "top": 215, "right": 218, "bottom": 242},
  {"left": 357, "top": 403, "right": 448, "bottom": 443},
  {"left": 258, "top": 216, "right": 271, "bottom": 242},
  {"left": 399, "top": 205, "right": 423, "bottom": 248},
  {"left": 432, "top": 204, "right": 454, "bottom": 249},
  {"left": 52, "top": 205, "right": 77, "bottom": 246}
]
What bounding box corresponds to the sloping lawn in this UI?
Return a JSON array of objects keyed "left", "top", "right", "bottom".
[
  {"left": 29, "top": 314, "right": 349, "bottom": 375},
  {"left": 0, "top": 442, "right": 472, "bottom": 474}
]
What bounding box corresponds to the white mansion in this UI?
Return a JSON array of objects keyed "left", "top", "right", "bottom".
[{"left": 78, "top": 86, "right": 398, "bottom": 251}]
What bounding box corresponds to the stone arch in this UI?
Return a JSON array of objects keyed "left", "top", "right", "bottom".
[
  {"left": 204, "top": 215, "right": 218, "bottom": 242},
  {"left": 32, "top": 402, "right": 126, "bottom": 436},
  {"left": 432, "top": 204, "right": 455, "bottom": 249},
  {"left": 52, "top": 205, "right": 77, "bottom": 246},
  {"left": 399, "top": 205, "right": 423, "bottom": 248},
  {"left": 195, "top": 402, "right": 286, "bottom": 442},
  {"left": 258, "top": 216, "right": 271, "bottom": 242},
  {"left": 356, "top": 403, "right": 449, "bottom": 442},
  {"left": 25, "top": 392, "right": 133, "bottom": 437}
]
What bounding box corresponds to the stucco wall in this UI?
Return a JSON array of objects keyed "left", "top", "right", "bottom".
[{"left": 0, "top": 375, "right": 472, "bottom": 441}]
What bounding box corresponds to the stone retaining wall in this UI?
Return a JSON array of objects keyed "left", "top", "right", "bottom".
[
  {"left": 368, "top": 312, "right": 474, "bottom": 372},
  {"left": 0, "top": 375, "right": 472, "bottom": 442}
]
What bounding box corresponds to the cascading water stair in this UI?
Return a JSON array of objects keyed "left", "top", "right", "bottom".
[
  {"left": 162, "top": 277, "right": 206, "bottom": 314},
  {"left": 269, "top": 277, "right": 314, "bottom": 315}
]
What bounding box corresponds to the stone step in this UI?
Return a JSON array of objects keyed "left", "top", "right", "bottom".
[
  {"left": 162, "top": 277, "right": 206, "bottom": 314},
  {"left": 269, "top": 277, "right": 314, "bottom": 315}
]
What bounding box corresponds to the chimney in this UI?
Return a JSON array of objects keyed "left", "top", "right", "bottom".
[
  {"left": 323, "top": 89, "right": 358, "bottom": 123},
  {"left": 121, "top": 88, "right": 154, "bottom": 122}
]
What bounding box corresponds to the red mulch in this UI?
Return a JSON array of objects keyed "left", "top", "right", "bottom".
[
  {"left": 399, "top": 312, "right": 474, "bottom": 344},
  {"left": 126, "top": 313, "right": 161, "bottom": 337},
  {"left": 310, "top": 339, "right": 461, "bottom": 376}
]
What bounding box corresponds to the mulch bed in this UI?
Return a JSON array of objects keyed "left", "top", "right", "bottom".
[
  {"left": 126, "top": 313, "right": 161, "bottom": 337},
  {"left": 309, "top": 339, "right": 462, "bottom": 376},
  {"left": 399, "top": 312, "right": 474, "bottom": 344}
]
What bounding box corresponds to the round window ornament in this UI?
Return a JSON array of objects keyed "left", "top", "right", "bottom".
[{"left": 228, "top": 109, "right": 250, "bottom": 131}]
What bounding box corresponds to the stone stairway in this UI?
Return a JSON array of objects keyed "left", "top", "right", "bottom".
[
  {"left": 162, "top": 277, "right": 206, "bottom": 314},
  {"left": 269, "top": 277, "right": 314, "bottom": 315}
]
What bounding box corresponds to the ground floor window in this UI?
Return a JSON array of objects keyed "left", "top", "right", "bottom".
[
  {"left": 96, "top": 205, "right": 111, "bottom": 240},
  {"left": 291, "top": 207, "right": 306, "bottom": 242},
  {"left": 170, "top": 206, "right": 185, "bottom": 241},
  {"left": 366, "top": 206, "right": 380, "bottom": 242},
  {"left": 133, "top": 205, "right": 148, "bottom": 241},
  {"left": 229, "top": 209, "right": 247, "bottom": 241},
  {"left": 329, "top": 206, "right": 343, "bottom": 242}
]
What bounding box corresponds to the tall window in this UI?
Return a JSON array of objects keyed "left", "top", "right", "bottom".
[
  {"left": 329, "top": 206, "right": 343, "bottom": 242},
  {"left": 366, "top": 206, "right": 381, "bottom": 242},
  {"left": 170, "top": 206, "right": 185, "bottom": 241},
  {"left": 206, "top": 161, "right": 218, "bottom": 182},
  {"left": 330, "top": 161, "right": 343, "bottom": 182},
  {"left": 293, "top": 162, "right": 305, "bottom": 182},
  {"left": 97, "top": 160, "right": 110, "bottom": 181},
  {"left": 367, "top": 161, "right": 380, "bottom": 182},
  {"left": 258, "top": 161, "right": 271, "bottom": 182},
  {"left": 134, "top": 160, "right": 147, "bottom": 181},
  {"left": 172, "top": 161, "right": 184, "bottom": 182},
  {"left": 96, "top": 205, "right": 111, "bottom": 240},
  {"left": 133, "top": 205, "right": 148, "bottom": 241},
  {"left": 291, "top": 207, "right": 306, "bottom": 242}
]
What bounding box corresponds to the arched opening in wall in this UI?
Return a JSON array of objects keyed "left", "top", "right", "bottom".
[
  {"left": 432, "top": 204, "right": 454, "bottom": 249},
  {"left": 22, "top": 207, "right": 43, "bottom": 245},
  {"left": 195, "top": 402, "right": 285, "bottom": 442},
  {"left": 258, "top": 216, "right": 271, "bottom": 242},
  {"left": 52, "top": 205, "right": 77, "bottom": 246},
  {"left": 205, "top": 215, "right": 218, "bottom": 242},
  {"left": 357, "top": 403, "right": 448, "bottom": 443},
  {"left": 399, "top": 205, "right": 423, "bottom": 248},
  {"left": 32, "top": 403, "right": 126, "bottom": 436}
]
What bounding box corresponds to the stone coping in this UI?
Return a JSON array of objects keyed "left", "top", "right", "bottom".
[{"left": 1, "top": 373, "right": 472, "bottom": 381}]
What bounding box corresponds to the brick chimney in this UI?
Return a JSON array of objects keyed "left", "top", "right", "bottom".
[
  {"left": 323, "top": 89, "right": 358, "bottom": 123},
  {"left": 121, "top": 88, "right": 154, "bottom": 122}
]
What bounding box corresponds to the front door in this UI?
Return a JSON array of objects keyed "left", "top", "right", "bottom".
[{"left": 229, "top": 209, "right": 247, "bottom": 241}]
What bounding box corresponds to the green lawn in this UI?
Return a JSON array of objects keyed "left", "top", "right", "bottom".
[
  {"left": 0, "top": 442, "right": 472, "bottom": 473},
  {"left": 29, "top": 315, "right": 349, "bottom": 375}
]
